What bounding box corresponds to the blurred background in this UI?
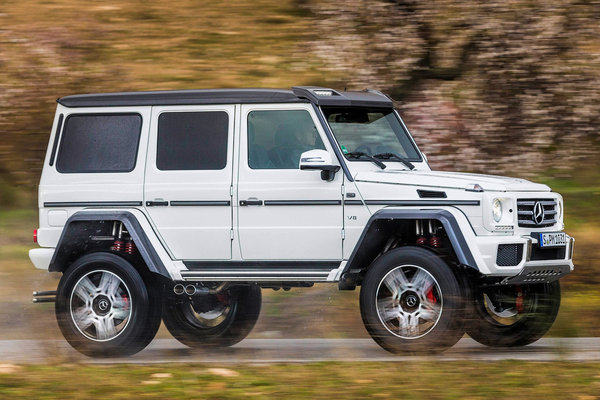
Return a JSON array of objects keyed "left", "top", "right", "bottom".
[{"left": 1, "top": 0, "right": 599, "bottom": 342}]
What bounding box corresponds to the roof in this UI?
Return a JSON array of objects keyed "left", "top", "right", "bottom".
[{"left": 57, "top": 87, "right": 394, "bottom": 108}]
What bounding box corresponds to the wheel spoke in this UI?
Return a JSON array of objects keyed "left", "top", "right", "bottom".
[
  {"left": 384, "top": 268, "right": 410, "bottom": 297},
  {"left": 74, "top": 276, "right": 97, "bottom": 302},
  {"left": 398, "top": 312, "right": 419, "bottom": 336},
  {"left": 380, "top": 305, "right": 402, "bottom": 322},
  {"left": 418, "top": 304, "right": 440, "bottom": 322},
  {"left": 94, "top": 316, "right": 117, "bottom": 340},
  {"left": 99, "top": 272, "right": 121, "bottom": 297},
  {"left": 72, "top": 306, "right": 95, "bottom": 331},
  {"left": 412, "top": 269, "right": 433, "bottom": 293}
]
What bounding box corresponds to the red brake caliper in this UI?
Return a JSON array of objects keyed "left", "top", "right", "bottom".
[
  {"left": 426, "top": 288, "right": 437, "bottom": 304},
  {"left": 515, "top": 287, "right": 524, "bottom": 313},
  {"left": 121, "top": 293, "right": 130, "bottom": 311}
]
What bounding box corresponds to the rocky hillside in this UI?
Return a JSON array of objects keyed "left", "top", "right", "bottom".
[{"left": 1, "top": 0, "right": 599, "bottom": 200}]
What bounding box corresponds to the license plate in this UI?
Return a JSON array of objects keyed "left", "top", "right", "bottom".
[{"left": 538, "top": 232, "right": 567, "bottom": 248}]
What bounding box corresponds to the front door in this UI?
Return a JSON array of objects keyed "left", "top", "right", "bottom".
[
  {"left": 144, "top": 105, "right": 235, "bottom": 260},
  {"left": 236, "top": 104, "right": 343, "bottom": 260}
]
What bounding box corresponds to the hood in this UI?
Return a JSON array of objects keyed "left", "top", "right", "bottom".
[{"left": 354, "top": 169, "right": 551, "bottom": 192}]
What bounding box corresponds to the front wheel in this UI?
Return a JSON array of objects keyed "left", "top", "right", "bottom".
[
  {"left": 162, "top": 284, "right": 261, "bottom": 348},
  {"left": 360, "top": 247, "right": 466, "bottom": 354},
  {"left": 466, "top": 281, "right": 561, "bottom": 347}
]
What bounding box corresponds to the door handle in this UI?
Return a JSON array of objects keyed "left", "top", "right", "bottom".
[
  {"left": 146, "top": 200, "right": 169, "bottom": 207},
  {"left": 239, "top": 199, "right": 263, "bottom": 206}
]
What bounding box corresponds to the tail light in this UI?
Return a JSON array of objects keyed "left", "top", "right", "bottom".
[{"left": 33, "top": 229, "right": 38, "bottom": 243}]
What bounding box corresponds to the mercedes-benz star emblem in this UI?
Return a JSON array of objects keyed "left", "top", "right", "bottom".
[
  {"left": 406, "top": 295, "right": 417, "bottom": 307},
  {"left": 98, "top": 299, "right": 109, "bottom": 311},
  {"left": 533, "top": 201, "right": 545, "bottom": 225}
]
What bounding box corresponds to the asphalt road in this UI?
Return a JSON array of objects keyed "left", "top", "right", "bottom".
[{"left": 1, "top": 337, "right": 599, "bottom": 364}]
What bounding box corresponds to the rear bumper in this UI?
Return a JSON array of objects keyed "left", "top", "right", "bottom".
[{"left": 29, "top": 248, "right": 55, "bottom": 270}]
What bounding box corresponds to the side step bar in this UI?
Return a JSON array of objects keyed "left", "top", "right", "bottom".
[
  {"left": 32, "top": 290, "right": 57, "bottom": 303},
  {"left": 180, "top": 269, "right": 334, "bottom": 282}
]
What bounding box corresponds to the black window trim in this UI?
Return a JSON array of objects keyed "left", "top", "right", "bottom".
[
  {"left": 156, "top": 109, "right": 231, "bottom": 172},
  {"left": 56, "top": 112, "right": 143, "bottom": 174},
  {"left": 49, "top": 113, "right": 64, "bottom": 167},
  {"left": 321, "top": 105, "right": 424, "bottom": 164}
]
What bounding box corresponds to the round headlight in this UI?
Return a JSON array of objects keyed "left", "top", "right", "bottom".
[{"left": 492, "top": 198, "right": 502, "bottom": 222}]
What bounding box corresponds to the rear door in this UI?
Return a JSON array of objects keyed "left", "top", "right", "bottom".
[{"left": 144, "top": 105, "right": 235, "bottom": 260}]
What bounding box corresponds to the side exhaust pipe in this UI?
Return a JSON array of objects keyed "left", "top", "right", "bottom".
[
  {"left": 32, "top": 290, "right": 57, "bottom": 303},
  {"left": 173, "top": 283, "right": 228, "bottom": 296}
]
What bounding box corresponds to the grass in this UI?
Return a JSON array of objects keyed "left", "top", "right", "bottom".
[{"left": 0, "top": 361, "right": 599, "bottom": 399}]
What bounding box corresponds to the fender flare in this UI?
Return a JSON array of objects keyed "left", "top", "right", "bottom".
[
  {"left": 342, "top": 208, "right": 478, "bottom": 276},
  {"left": 49, "top": 211, "right": 170, "bottom": 278}
]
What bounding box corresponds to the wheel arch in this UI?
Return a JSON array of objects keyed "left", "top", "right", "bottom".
[
  {"left": 49, "top": 211, "right": 171, "bottom": 279},
  {"left": 340, "top": 208, "right": 478, "bottom": 289}
]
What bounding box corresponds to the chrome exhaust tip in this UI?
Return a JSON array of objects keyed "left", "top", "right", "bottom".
[
  {"left": 173, "top": 284, "right": 185, "bottom": 295},
  {"left": 184, "top": 285, "right": 196, "bottom": 296}
]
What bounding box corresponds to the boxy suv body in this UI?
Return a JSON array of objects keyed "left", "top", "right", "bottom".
[{"left": 30, "top": 87, "right": 574, "bottom": 356}]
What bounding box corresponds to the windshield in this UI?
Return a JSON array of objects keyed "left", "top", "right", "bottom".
[{"left": 322, "top": 107, "right": 422, "bottom": 162}]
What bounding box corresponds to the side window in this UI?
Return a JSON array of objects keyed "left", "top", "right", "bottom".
[
  {"left": 248, "top": 110, "right": 325, "bottom": 169},
  {"left": 56, "top": 114, "right": 142, "bottom": 173},
  {"left": 157, "top": 111, "right": 228, "bottom": 171}
]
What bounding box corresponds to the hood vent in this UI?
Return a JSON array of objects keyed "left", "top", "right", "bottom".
[{"left": 417, "top": 189, "right": 447, "bottom": 199}]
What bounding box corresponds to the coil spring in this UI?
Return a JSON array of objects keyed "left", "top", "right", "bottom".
[
  {"left": 125, "top": 240, "right": 136, "bottom": 255},
  {"left": 416, "top": 236, "right": 428, "bottom": 245},
  {"left": 112, "top": 240, "right": 124, "bottom": 252},
  {"left": 429, "top": 236, "right": 441, "bottom": 248}
]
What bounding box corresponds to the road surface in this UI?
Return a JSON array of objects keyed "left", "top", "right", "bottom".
[{"left": 1, "top": 338, "right": 599, "bottom": 364}]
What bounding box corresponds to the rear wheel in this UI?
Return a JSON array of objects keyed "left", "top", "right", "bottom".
[
  {"left": 55, "top": 252, "right": 161, "bottom": 357},
  {"left": 466, "top": 281, "right": 561, "bottom": 347},
  {"left": 360, "top": 247, "right": 466, "bottom": 354},
  {"left": 162, "top": 285, "right": 261, "bottom": 348}
]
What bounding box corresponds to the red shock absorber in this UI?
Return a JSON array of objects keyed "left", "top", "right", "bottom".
[{"left": 125, "top": 240, "right": 136, "bottom": 255}]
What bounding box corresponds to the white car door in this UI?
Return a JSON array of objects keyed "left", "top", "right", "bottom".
[
  {"left": 144, "top": 105, "right": 235, "bottom": 260},
  {"left": 236, "top": 104, "right": 343, "bottom": 261}
]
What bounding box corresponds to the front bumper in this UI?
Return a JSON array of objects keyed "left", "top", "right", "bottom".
[{"left": 473, "top": 233, "right": 574, "bottom": 277}]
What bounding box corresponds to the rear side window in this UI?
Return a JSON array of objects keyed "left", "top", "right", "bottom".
[
  {"left": 157, "top": 111, "right": 229, "bottom": 171},
  {"left": 56, "top": 114, "right": 142, "bottom": 173}
]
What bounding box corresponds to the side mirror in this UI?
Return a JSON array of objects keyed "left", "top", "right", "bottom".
[{"left": 299, "top": 149, "right": 340, "bottom": 182}]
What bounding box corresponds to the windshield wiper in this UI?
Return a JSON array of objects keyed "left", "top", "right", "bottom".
[
  {"left": 345, "top": 151, "right": 386, "bottom": 169},
  {"left": 373, "top": 152, "right": 415, "bottom": 170}
]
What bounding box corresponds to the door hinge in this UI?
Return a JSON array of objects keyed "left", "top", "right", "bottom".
[
  {"left": 341, "top": 229, "right": 345, "bottom": 240},
  {"left": 230, "top": 186, "right": 233, "bottom": 197},
  {"left": 230, "top": 229, "right": 234, "bottom": 240}
]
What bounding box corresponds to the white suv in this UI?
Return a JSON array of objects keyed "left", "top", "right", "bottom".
[{"left": 29, "top": 87, "right": 574, "bottom": 357}]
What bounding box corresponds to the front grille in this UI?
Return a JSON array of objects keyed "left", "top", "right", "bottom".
[
  {"left": 496, "top": 244, "right": 524, "bottom": 266},
  {"left": 517, "top": 199, "right": 557, "bottom": 228}
]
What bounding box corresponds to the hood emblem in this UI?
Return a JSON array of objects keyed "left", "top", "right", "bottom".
[{"left": 533, "top": 201, "right": 545, "bottom": 225}]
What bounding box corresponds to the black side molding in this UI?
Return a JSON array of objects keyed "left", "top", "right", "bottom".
[
  {"left": 364, "top": 200, "right": 480, "bottom": 206},
  {"left": 45, "top": 201, "right": 143, "bottom": 207}
]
